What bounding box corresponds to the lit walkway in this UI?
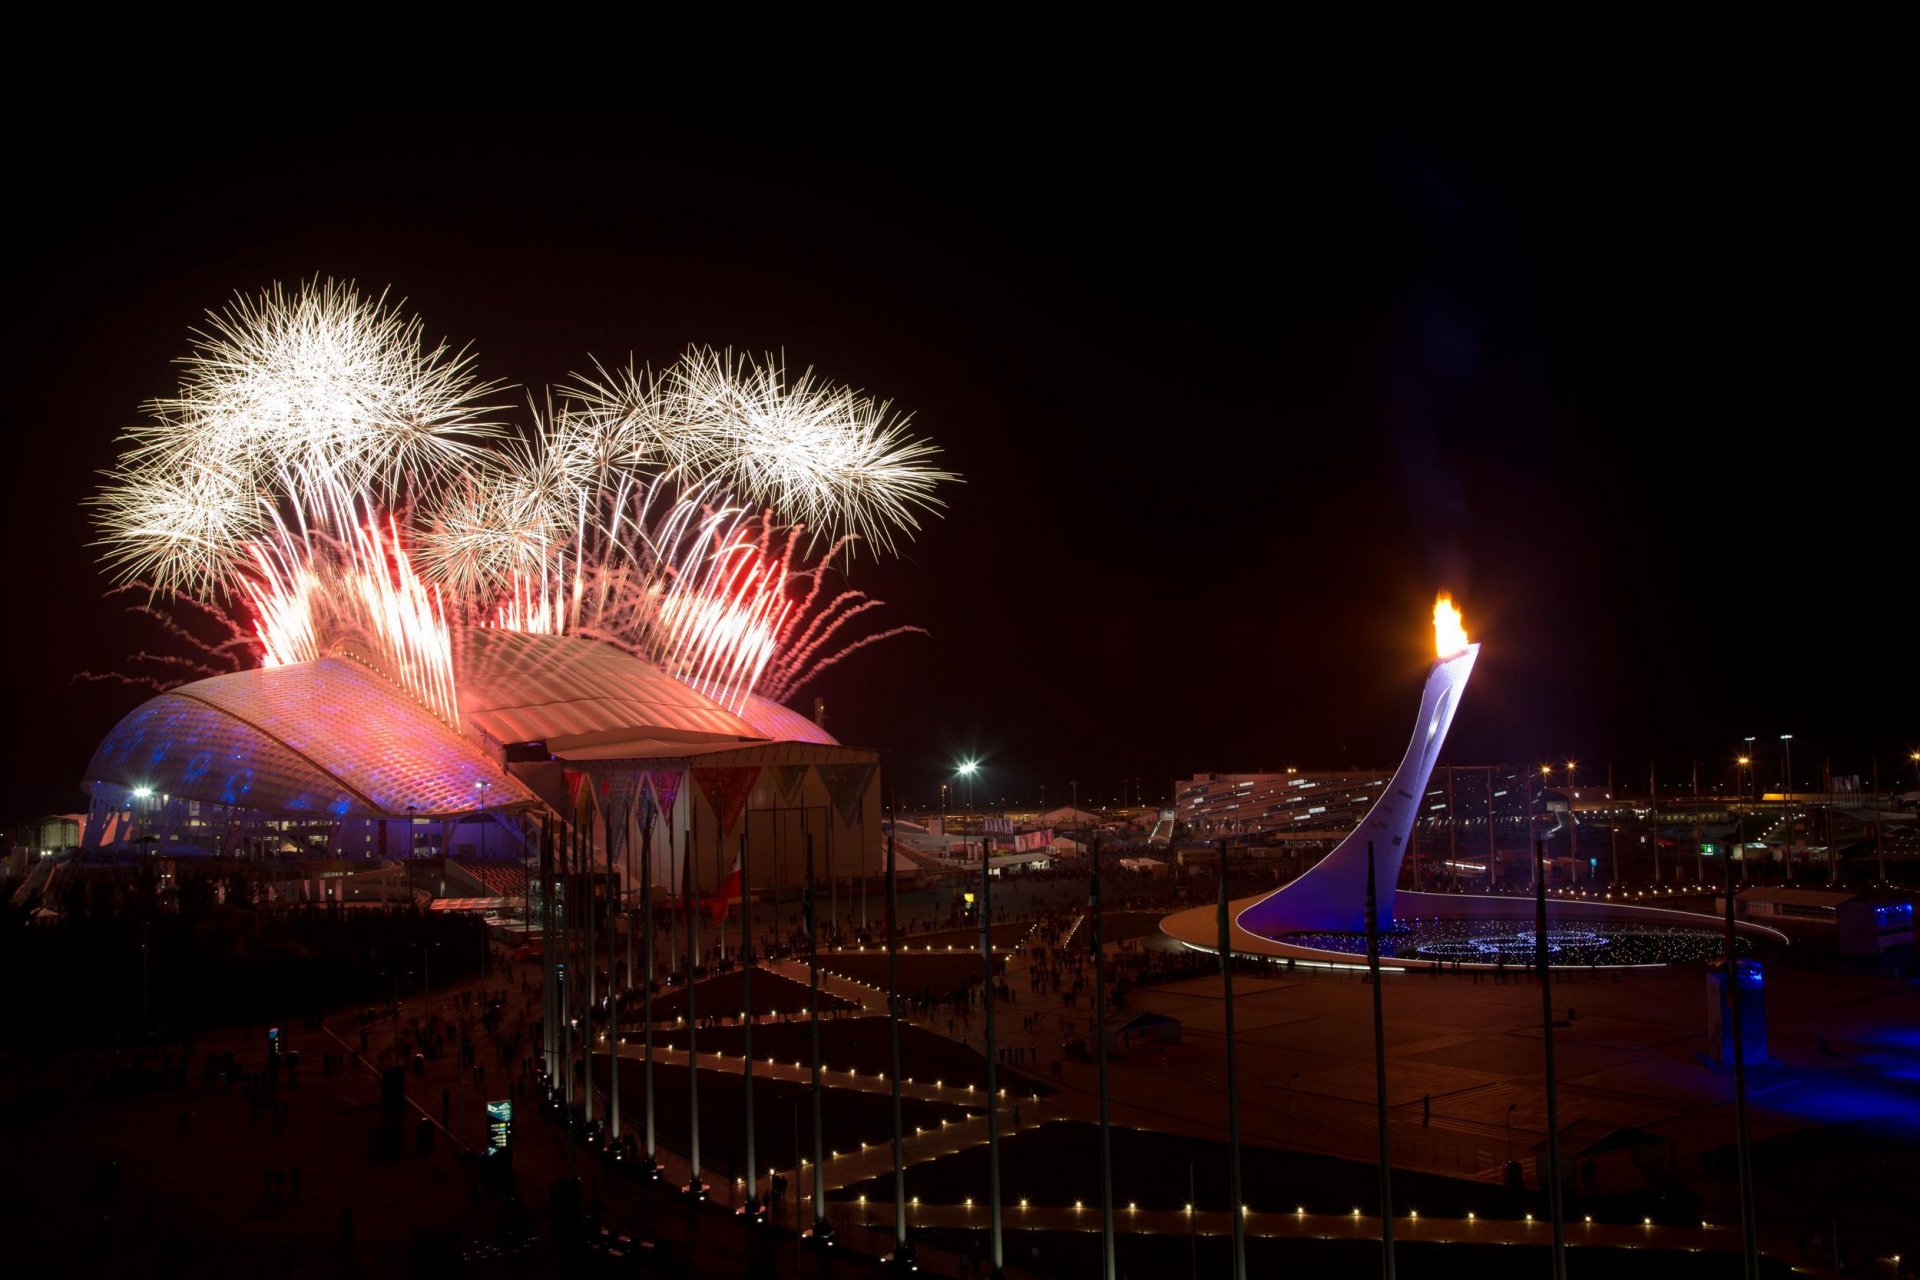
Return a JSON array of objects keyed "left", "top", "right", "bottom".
[
  {"left": 610, "top": 1040, "right": 1002, "bottom": 1110},
  {"left": 842, "top": 1200, "right": 1750, "bottom": 1256}
]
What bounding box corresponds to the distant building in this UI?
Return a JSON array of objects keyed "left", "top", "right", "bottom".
[{"left": 1175, "top": 770, "right": 1391, "bottom": 840}]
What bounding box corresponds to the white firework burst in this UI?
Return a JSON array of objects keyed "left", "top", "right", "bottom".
[
  {"left": 90, "top": 447, "right": 264, "bottom": 595},
  {"left": 572, "top": 346, "right": 956, "bottom": 554},
  {"left": 94, "top": 278, "right": 505, "bottom": 593}
]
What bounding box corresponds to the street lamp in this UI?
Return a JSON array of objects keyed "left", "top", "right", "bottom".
[
  {"left": 1779, "top": 735, "right": 1793, "bottom": 797},
  {"left": 1531, "top": 766, "right": 1551, "bottom": 889},
  {"left": 1743, "top": 738, "right": 1757, "bottom": 801},
  {"left": 1566, "top": 762, "right": 1579, "bottom": 886}
]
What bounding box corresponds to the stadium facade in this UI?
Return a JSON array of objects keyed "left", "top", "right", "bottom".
[{"left": 80, "top": 626, "right": 883, "bottom": 894}]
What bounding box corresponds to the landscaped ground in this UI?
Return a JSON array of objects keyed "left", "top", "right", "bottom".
[
  {"left": 640, "top": 968, "right": 857, "bottom": 1023},
  {"left": 818, "top": 952, "right": 984, "bottom": 1001}
]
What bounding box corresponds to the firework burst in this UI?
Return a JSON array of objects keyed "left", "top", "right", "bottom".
[
  {"left": 569, "top": 347, "right": 957, "bottom": 555},
  {"left": 94, "top": 278, "right": 505, "bottom": 594},
  {"left": 92, "top": 283, "right": 952, "bottom": 722}
]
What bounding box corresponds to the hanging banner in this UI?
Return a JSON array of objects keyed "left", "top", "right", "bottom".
[
  {"left": 562, "top": 768, "right": 588, "bottom": 814},
  {"left": 692, "top": 765, "right": 763, "bottom": 838},
  {"left": 646, "top": 768, "right": 686, "bottom": 819},
  {"left": 817, "top": 762, "right": 877, "bottom": 829},
  {"left": 771, "top": 763, "right": 809, "bottom": 806},
  {"left": 595, "top": 771, "right": 642, "bottom": 859}
]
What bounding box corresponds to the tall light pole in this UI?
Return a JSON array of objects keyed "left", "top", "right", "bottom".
[
  {"left": 958, "top": 761, "right": 979, "bottom": 858},
  {"left": 1531, "top": 766, "right": 1551, "bottom": 890},
  {"left": 1779, "top": 734, "right": 1794, "bottom": 797},
  {"left": 1743, "top": 738, "right": 1757, "bottom": 802},
  {"left": 1566, "top": 762, "right": 1579, "bottom": 887},
  {"left": 980, "top": 792, "right": 1004, "bottom": 1279}
]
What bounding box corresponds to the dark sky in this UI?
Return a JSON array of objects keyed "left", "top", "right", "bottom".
[{"left": 7, "top": 23, "right": 1912, "bottom": 820}]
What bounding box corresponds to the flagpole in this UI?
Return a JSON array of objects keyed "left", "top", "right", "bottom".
[
  {"left": 1537, "top": 837, "right": 1567, "bottom": 1278},
  {"left": 584, "top": 801, "right": 596, "bottom": 1126},
  {"left": 1366, "top": 841, "right": 1397, "bottom": 1280},
  {"left": 982, "top": 812, "right": 1004, "bottom": 1279},
  {"left": 718, "top": 808, "right": 729, "bottom": 965},
  {"left": 641, "top": 795, "right": 659, "bottom": 1178},
  {"left": 608, "top": 792, "right": 621, "bottom": 1142},
  {"left": 883, "top": 778, "right": 914, "bottom": 1270},
  {"left": 541, "top": 813, "right": 555, "bottom": 1086},
  {"left": 625, "top": 801, "right": 635, "bottom": 996},
  {"left": 685, "top": 812, "right": 706, "bottom": 1199},
  {"left": 1217, "top": 838, "right": 1246, "bottom": 1280},
  {"left": 1092, "top": 838, "right": 1116, "bottom": 1280},
  {"left": 804, "top": 830, "right": 833, "bottom": 1243},
  {"left": 740, "top": 830, "right": 762, "bottom": 1221},
  {"left": 1726, "top": 824, "right": 1759, "bottom": 1280},
  {"left": 562, "top": 823, "right": 575, "bottom": 1112}
]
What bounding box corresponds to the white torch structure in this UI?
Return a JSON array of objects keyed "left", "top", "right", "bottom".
[{"left": 1237, "top": 596, "right": 1479, "bottom": 937}]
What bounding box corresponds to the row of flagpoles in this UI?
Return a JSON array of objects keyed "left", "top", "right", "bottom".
[{"left": 527, "top": 773, "right": 1764, "bottom": 1280}]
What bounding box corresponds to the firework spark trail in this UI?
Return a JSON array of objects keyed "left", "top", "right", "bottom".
[
  {"left": 655, "top": 540, "right": 796, "bottom": 712},
  {"left": 94, "top": 285, "right": 955, "bottom": 722},
  {"left": 226, "top": 510, "right": 461, "bottom": 728},
  {"left": 349, "top": 518, "right": 460, "bottom": 730},
  {"left": 94, "top": 278, "right": 504, "bottom": 596},
  {"left": 568, "top": 347, "right": 956, "bottom": 556}
]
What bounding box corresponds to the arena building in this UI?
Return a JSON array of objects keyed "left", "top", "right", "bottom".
[{"left": 79, "top": 626, "right": 884, "bottom": 896}]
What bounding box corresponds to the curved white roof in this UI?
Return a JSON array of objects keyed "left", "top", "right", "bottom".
[
  {"left": 86, "top": 628, "right": 843, "bottom": 818},
  {"left": 86, "top": 657, "right": 534, "bottom": 818},
  {"left": 454, "top": 628, "right": 761, "bottom": 752}
]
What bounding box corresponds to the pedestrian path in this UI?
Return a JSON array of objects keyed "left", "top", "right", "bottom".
[
  {"left": 606, "top": 1041, "right": 1063, "bottom": 1188},
  {"left": 841, "top": 1200, "right": 1747, "bottom": 1255},
  {"left": 610, "top": 1040, "right": 1004, "bottom": 1110}
]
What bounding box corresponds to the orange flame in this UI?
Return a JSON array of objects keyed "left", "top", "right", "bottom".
[{"left": 1433, "top": 593, "right": 1468, "bottom": 658}]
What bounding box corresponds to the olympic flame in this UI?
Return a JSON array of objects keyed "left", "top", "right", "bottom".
[{"left": 1433, "top": 593, "right": 1468, "bottom": 659}]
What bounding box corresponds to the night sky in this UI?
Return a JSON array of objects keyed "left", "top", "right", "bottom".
[{"left": 8, "top": 26, "right": 1911, "bottom": 820}]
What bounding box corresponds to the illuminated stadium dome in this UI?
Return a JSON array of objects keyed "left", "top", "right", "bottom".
[
  {"left": 81, "top": 626, "right": 882, "bottom": 889},
  {"left": 74, "top": 283, "right": 939, "bottom": 897}
]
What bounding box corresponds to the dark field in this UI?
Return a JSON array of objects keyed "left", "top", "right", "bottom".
[
  {"left": 894, "top": 1227, "right": 1797, "bottom": 1280},
  {"left": 641, "top": 969, "right": 857, "bottom": 1024}
]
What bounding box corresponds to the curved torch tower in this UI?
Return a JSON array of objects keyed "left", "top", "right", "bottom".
[{"left": 1237, "top": 598, "right": 1478, "bottom": 937}]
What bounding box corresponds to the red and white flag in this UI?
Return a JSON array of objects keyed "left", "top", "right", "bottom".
[{"left": 711, "top": 853, "right": 743, "bottom": 923}]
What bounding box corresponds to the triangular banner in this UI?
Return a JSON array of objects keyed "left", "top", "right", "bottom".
[
  {"left": 596, "top": 770, "right": 642, "bottom": 860},
  {"left": 817, "top": 762, "right": 877, "bottom": 829},
  {"left": 692, "top": 765, "right": 763, "bottom": 838},
  {"left": 646, "top": 768, "right": 685, "bottom": 817},
  {"left": 771, "top": 763, "right": 809, "bottom": 806}
]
